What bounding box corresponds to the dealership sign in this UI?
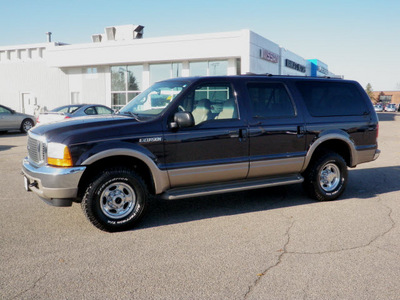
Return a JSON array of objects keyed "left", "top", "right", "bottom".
[
  {"left": 260, "top": 49, "right": 279, "bottom": 63},
  {"left": 317, "top": 65, "right": 329, "bottom": 75},
  {"left": 285, "top": 59, "right": 306, "bottom": 73}
]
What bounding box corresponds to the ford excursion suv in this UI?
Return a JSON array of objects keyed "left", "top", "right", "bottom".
[{"left": 22, "top": 75, "right": 380, "bottom": 231}]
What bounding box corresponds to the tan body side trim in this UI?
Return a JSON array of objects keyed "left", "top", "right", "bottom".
[
  {"left": 248, "top": 157, "right": 305, "bottom": 178},
  {"left": 168, "top": 162, "right": 249, "bottom": 188}
]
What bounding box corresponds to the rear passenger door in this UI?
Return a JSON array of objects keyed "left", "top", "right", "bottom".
[
  {"left": 163, "top": 81, "right": 249, "bottom": 188},
  {"left": 245, "top": 81, "right": 306, "bottom": 178}
]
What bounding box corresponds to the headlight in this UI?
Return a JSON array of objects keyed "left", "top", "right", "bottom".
[{"left": 47, "top": 142, "right": 73, "bottom": 167}]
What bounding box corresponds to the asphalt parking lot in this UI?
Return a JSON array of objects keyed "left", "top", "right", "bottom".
[{"left": 1, "top": 112, "right": 400, "bottom": 300}]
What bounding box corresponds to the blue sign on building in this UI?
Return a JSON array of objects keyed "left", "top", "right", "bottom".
[{"left": 308, "top": 59, "right": 329, "bottom": 77}]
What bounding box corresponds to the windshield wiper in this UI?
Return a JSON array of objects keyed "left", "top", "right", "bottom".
[{"left": 120, "top": 111, "right": 141, "bottom": 121}]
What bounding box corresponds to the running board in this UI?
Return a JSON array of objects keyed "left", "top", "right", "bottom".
[{"left": 160, "top": 174, "right": 304, "bottom": 200}]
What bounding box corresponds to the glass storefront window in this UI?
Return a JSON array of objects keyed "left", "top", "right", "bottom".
[
  {"left": 172, "top": 63, "right": 182, "bottom": 78},
  {"left": 112, "top": 93, "right": 127, "bottom": 111},
  {"left": 111, "top": 65, "right": 143, "bottom": 110},
  {"left": 379, "top": 95, "right": 392, "bottom": 101},
  {"left": 111, "top": 66, "right": 127, "bottom": 91},
  {"left": 190, "top": 62, "right": 208, "bottom": 76},
  {"left": 209, "top": 61, "right": 228, "bottom": 76},
  {"left": 127, "top": 65, "right": 143, "bottom": 91},
  {"left": 149, "top": 63, "right": 182, "bottom": 85},
  {"left": 150, "top": 64, "right": 172, "bottom": 85},
  {"left": 189, "top": 60, "right": 228, "bottom": 76}
]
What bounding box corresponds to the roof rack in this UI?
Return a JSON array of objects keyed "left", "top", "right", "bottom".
[
  {"left": 243, "top": 73, "right": 344, "bottom": 80},
  {"left": 245, "top": 72, "right": 274, "bottom": 76},
  {"left": 244, "top": 73, "right": 309, "bottom": 78}
]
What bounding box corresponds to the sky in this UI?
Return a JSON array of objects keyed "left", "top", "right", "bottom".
[{"left": 1, "top": 0, "right": 399, "bottom": 91}]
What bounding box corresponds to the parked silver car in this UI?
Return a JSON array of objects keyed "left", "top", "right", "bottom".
[
  {"left": 374, "top": 104, "right": 383, "bottom": 112},
  {"left": 384, "top": 103, "right": 397, "bottom": 112},
  {"left": 0, "top": 105, "right": 36, "bottom": 133}
]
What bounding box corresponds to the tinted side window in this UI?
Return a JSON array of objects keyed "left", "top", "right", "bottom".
[
  {"left": 296, "top": 81, "right": 367, "bottom": 117},
  {"left": 247, "top": 82, "right": 295, "bottom": 118}
]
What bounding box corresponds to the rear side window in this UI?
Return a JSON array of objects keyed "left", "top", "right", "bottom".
[
  {"left": 296, "top": 81, "right": 367, "bottom": 117},
  {"left": 247, "top": 82, "right": 295, "bottom": 118},
  {"left": 84, "top": 107, "right": 97, "bottom": 115},
  {"left": 96, "top": 106, "right": 113, "bottom": 114}
]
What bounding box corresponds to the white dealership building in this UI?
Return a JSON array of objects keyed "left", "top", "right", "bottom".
[{"left": 0, "top": 24, "right": 336, "bottom": 114}]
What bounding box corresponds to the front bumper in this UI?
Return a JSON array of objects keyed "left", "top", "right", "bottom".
[{"left": 22, "top": 158, "right": 86, "bottom": 206}]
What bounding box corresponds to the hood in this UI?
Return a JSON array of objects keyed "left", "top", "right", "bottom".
[
  {"left": 16, "top": 112, "right": 34, "bottom": 118},
  {"left": 30, "top": 114, "right": 160, "bottom": 144}
]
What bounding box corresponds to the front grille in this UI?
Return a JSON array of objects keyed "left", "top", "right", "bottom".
[{"left": 27, "top": 135, "right": 46, "bottom": 165}]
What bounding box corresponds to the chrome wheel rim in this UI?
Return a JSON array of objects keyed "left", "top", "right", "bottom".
[
  {"left": 319, "top": 163, "right": 340, "bottom": 192},
  {"left": 23, "top": 121, "right": 33, "bottom": 131},
  {"left": 100, "top": 182, "right": 136, "bottom": 219}
]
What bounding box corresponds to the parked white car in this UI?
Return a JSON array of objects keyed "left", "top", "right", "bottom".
[
  {"left": 36, "top": 104, "right": 114, "bottom": 125},
  {"left": 384, "top": 103, "right": 397, "bottom": 112}
]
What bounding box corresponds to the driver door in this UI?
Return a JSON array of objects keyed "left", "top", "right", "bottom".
[
  {"left": 0, "top": 106, "right": 15, "bottom": 130},
  {"left": 163, "top": 81, "right": 249, "bottom": 188}
]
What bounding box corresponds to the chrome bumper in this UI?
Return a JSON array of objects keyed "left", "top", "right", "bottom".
[
  {"left": 22, "top": 158, "right": 86, "bottom": 205},
  {"left": 353, "top": 148, "right": 381, "bottom": 166}
]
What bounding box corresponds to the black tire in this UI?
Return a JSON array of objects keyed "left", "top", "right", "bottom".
[
  {"left": 20, "top": 118, "right": 34, "bottom": 133},
  {"left": 81, "top": 168, "right": 148, "bottom": 232},
  {"left": 302, "top": 152, "right": 348, "bottom": 201}
]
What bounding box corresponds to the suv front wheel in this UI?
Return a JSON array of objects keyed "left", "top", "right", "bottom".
[
  {"left": 303, "top": 152, "right": 348, "bottom": 201},
  {"left": 81, "top": 168, "right": 148, "bottom": 232}
]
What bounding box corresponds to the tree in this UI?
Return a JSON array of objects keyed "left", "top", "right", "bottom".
[{"left": 365, "top": 83, "right": 376, "bottom": 103}]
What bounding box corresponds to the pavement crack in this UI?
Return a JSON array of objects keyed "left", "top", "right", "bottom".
[
  {"left": 243, "top": 195, "right": 396, "bottom": 299},
  {"left": 244, "top": 219, "right": 295, "bottom": 299},
  {"left": 288, "top": 196, "right": 396, "bottom": 256},
  {"left": 11, "top": 272, "right": 48, "bottom": 300}
]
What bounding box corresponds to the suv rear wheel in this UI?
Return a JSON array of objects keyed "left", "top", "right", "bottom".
[
  {"left": 303, "top": 152, "right": 348, "bottom": 201},
  {"left": 81, "top": 168, "right": 148, "bottom": 232}
]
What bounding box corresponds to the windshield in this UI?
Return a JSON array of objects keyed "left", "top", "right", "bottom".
[{"left": 119, "top": 80, "right": 189, "bottom": 117}]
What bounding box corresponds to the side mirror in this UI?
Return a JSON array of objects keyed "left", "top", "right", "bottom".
[{"left": 170, "top": 112, "right": 194, "bottom": 129}]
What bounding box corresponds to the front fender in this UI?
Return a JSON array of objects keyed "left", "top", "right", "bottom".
[
  {"left": 75, "top": 141, "right": 159, "bottom": 165},
  {"left": 77, "top": 142, "right": 169, "bottom": 194}
]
